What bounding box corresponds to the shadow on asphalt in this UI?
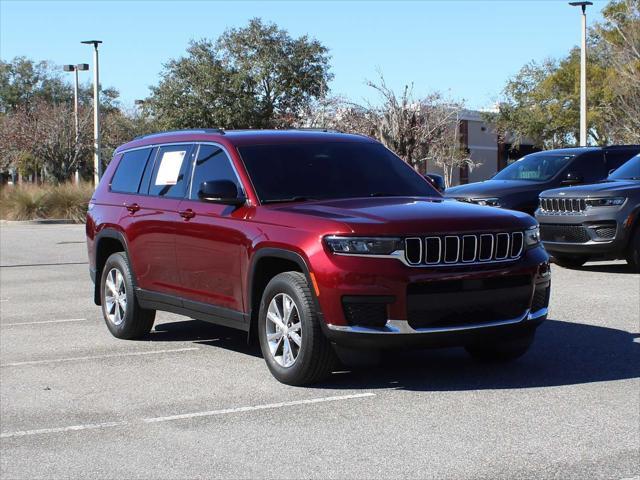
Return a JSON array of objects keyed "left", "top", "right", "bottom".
[
  {"left": 569, "top": 263, "right": 637, "bottom": 274},
  {"left": 151, "top": 319, "right": 639, "bottom": 391}
]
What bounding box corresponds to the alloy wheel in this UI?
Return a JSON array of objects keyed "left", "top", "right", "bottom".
[
  {"left": 104, "top": 268, "right": 127, "bottom": 326},
  {"left": 266, "top": 293, "right": 302, "bottom": 368}
]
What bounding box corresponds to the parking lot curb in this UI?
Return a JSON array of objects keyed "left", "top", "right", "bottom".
[{"left": 0, "top": 219, "right": 82, "bottom": 225}]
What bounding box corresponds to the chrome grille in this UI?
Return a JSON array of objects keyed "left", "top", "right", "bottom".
[
  {"left": 540, "top": 197, "right": 586, "bottom": 214},
  {"left": 404, "top": 232, "right": 524, "bottom": 267}
]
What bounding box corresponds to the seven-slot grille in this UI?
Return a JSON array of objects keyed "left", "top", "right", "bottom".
[
  {"left": 404, "top": 232, "right": 524, "bottom": 266},
  {"left": 540, "top": 197, "right": 587, "bottom": 213}
]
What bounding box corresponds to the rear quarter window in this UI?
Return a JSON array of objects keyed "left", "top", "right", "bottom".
[{"left": 110, "top": 148, "right": 153, "bottom": 193}]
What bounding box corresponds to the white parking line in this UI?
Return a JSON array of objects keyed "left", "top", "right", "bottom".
[
  {"left": 1, "top": 421, "right": 128, "bottom": 438},
  {"left": 2, "top": 318, "right": 86, "bottom": 327},
  {"left": 143, "top": 393, "right": 377, "bottom": 423},
  {"left": 0, "top": 393, "right": 376, "bottom": 439},
  {"left": 1, "top": 347, "right": 200, "bottom": 367}
]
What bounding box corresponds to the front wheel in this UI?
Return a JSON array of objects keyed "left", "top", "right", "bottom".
[
  {"left": 465, "top": 332, "right": 535, "bottom": 362},
  {"left": 625, "top": 227, "right": 640, "bottom": 272},
  {"left": 258, "top": 272, "right": 336, "bottom": 386}
]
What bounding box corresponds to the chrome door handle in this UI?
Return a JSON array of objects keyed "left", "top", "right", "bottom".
[
  {"left": 124, "top": 203, "right": 140, "bottom": 213},
  {"left": 179, "top": 209, "right": 195, "bottom": 220}
]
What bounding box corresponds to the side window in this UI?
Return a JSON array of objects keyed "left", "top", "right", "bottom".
[
  {"left": 605, "top": 151, "right": 635, "bottom": 172},
  {"left": 189, "top": 144, "right": 242, "bottom": 200},
  {"left": 570, "top": 152, "right": 606, "bottom": 183},
  {"left": 148, "top": 144, "right": 194, "bottom": 198},
  {"left": 110, "top": 148, "right": 152, "bottom": 193}
]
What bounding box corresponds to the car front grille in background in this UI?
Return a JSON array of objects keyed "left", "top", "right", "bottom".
[
  {"left": 404, "top": 232, "right": 524, "bottom": 266},
  {"left": 540, "top": 197, "right": 587, "bottom": 214},
  {"left": 540, "top": 224, "right": 590, "bottom": 243}
]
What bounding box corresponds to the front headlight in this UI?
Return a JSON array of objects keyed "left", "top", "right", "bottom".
[
  {"left": 324, "top": 236, "right": 402, "bottom": 255},
  {"left": 585, "top": 197, "right": 626, "bottom": 207},
  {"left": 472, "top": 197, "right": 501, "bottom": 207},
  {"left": 524, "top": 225, "right": 541, "bottom": 248}
]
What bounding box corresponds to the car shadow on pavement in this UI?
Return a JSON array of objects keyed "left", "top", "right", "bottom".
[
  {"left": 571, "top": 263, "right": 637, "bottom": 274},
  {"left": 316, "top": 319, "right": 640, "bottom": 391},
  {"left": 151, "top": 320, "right": 262, "bottom": 357},
  {"left": 151, "top": 318, "right": 639, "bottom": 391}
]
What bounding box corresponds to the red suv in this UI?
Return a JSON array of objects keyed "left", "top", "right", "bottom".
[{"left": 87, "top": 129, "right": 551, "bottom": 385}]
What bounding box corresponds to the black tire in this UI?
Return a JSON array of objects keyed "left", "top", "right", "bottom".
[
  {"left": 625, "top": 226, "right": 640, "bottom": 272},
  {"left": 100, "top": 252, "right": 155, "bottom": 340},
  {"left": 553, "top": 254, "right": 588, "bottom": 269},
  {"left": 257, "top": 271, "right": 336, "bottom": 386},
  {"left": 465, "top": 332, "right": 535, "bottom": 363}
]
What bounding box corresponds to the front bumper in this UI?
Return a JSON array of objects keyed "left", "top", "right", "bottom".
[
  {"left": 536, "top": 207, "right": 632, "bottom": 258},
  {"left": 311, "top": 245, "right": 550, "bottom": 349}
]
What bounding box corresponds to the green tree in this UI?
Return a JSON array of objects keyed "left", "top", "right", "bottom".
[
  {"left": 145, "top": 18, "right": 332, "bottom": 129},
  {"left": 0, "top": 57, "right": 72, "bottom": 113},
  {"left": 490, "top": 0, "right": 639, "bottom": 148}
]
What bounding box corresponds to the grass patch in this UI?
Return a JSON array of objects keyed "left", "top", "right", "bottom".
[{"left": 0, "top": 183, "right": 93, "bottom": 222}]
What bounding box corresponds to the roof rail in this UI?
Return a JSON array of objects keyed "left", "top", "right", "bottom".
[
  {"left": 134, "top": 128, "right": 225, "bottom": 140},
  {"left": 287, "top": 127, "right": 342, "bottom": 133}
]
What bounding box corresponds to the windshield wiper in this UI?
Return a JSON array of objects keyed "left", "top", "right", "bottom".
[
  {"left": 261, "top": 196, "right": 317, "bottom": 204},
  {"left": 369, "top": 192, "right": 404, "bottom": 197}
]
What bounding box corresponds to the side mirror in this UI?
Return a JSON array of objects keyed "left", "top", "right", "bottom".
[
  {"left": 424, "top": 173, "right": 446, "bottom": 193},
  {"left": 198, "top": 180, "right": 245, "bottom": 206},
  {"left": 561, "top": 171, "right": 583, "bottom": 186}
]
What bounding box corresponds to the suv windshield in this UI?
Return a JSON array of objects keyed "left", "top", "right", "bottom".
[
  {"left": 493, "top": 153, "right": 575, "bottom": 182},
  {"left": 238, "top": 142, "right": 436, "bottom": 203},
  {"left": 608, "top": 154, "right": 640, "bottom": 180}
]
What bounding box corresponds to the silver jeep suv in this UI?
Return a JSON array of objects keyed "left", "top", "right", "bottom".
[{"left": 536, "top": 154, "right": 640, "bottom": 271}]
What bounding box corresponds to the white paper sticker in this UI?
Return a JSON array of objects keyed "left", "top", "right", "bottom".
[{"left": 155, "top": 150, "right": 186, "bottom": 186}]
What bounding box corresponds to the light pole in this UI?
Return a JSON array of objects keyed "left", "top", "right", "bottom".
[
  {"left": 569, "top": 1, "right": 593, "bottom": 147},
  {"left": 63, "top": 63, "right": 89, "bottom": 184},
  {"left": 81, "top": 40, "right": 103, "bottom": 185}
]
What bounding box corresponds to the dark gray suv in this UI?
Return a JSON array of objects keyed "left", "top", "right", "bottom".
[
  {"left": 535, "top": 154, "right": 640, "bottom": 271},
  {"left": 446, "top": 146, "right": 639, "bottom": 215}
]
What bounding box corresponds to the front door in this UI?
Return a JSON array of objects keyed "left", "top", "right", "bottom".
[{"left": 174, "top": 143, "right": 249, "bottom": 316}]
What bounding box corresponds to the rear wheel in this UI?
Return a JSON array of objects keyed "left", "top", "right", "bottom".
[
  {"left": 100, "top": 252, "right": 155, "bottom": 339},
  {"left": 553, "top": 254, "right": 588, "bottom": 269},
  {"left": 258, "top": 272, "right": 336, "bottom": 385},
  {"left": 465, "top": 332, "right": 535, "bottom": 362},
  {"left": 625, "top": 226, "right": 640, "bottom": 272}
]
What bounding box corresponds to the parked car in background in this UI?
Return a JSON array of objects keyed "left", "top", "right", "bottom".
[
  {"left": 445, "top": 146, "right": 640, "bottom": 215},
  {"left": 536, "top": 153, "right": 640, "bottom": 271},
  {"left": 86, "top": 129, "right": 551, "bottom": 386}
]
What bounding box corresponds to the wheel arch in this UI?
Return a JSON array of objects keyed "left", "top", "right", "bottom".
[
  {"left": 247, "top": 248, "right": 321, "bottom": 343},
  {"left": 93, "top": 229, "right": 135, "bottom": 306}
]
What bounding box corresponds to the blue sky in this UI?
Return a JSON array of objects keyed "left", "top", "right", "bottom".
[{"left": 0, "top": 0, "right": 607, "bottom": 110}]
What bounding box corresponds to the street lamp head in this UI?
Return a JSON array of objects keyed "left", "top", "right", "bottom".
[
  {"left": 76, "top": 63, "right": 90, "bottom": 71},
  {"left": 569, "top": 1, "right": 593, "bottom": 10},
  {"left": 81, "top": 40, "right": 103, "bottom": 48},
  {"left": 63, "top": 64, "right": 75, "bottom": 72}
]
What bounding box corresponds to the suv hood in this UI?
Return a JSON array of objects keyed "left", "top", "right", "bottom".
[
  {"left": 272, "top": 197, "right": 535, "bottom": 235},
  {"left": 445, "top": 179, "right": 544, "bottom": 199},
  {"left": 541, "top": 180, "right": 640, "bottom": 198}
]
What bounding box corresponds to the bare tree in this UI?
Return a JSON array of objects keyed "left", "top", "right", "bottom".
[{"left": 0, "top": 101, "right": 92, "bottom": 183}]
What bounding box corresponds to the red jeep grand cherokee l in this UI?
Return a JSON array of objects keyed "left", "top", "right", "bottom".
[{"left": 87, "top": 129, "right": 551, "bottom": 385}]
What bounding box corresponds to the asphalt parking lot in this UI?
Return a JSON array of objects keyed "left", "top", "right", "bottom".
[{"left": 0, "top": 223, "right": 638, "bottom": 479}]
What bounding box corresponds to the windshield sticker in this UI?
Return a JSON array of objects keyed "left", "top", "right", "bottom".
[{"left": 155, "top": 150, "right": 186, "bottom": 186}]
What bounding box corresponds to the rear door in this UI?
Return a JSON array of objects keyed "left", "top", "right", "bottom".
[
  {"left": 126, "top": 143, "right": 196, "bottom": 296},
  {"left": 174, "top": 143, "right": 249, "bottom": 318}
]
